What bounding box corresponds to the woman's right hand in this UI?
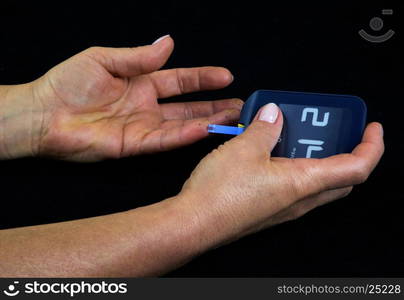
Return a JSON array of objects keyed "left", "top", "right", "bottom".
[
  {"left": 177, "top": 103, "right": 384, "bottom": 251},
  {"left": 0, "top": 102, "right": 384, "bottom": 277}
]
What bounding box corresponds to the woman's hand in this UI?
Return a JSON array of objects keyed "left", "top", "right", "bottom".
[
  {"left": 0, "top": 103, "right": 384, "bottom": 277},
  {"left": 0, "top": 35, "right": 242, "bottom": 161},
  {"left": 177, "top": 103, "right": 384, "bottom": 251}
]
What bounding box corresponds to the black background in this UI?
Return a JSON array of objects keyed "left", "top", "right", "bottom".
[{"left": 0, "top": 1, "right": 402, "bottom": 276}]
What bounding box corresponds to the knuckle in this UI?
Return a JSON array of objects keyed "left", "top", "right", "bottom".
[
  {"left": 352, "top": 162, "right": 370, "bottom": 184},
  {"left": 227, "top": 143, "right": 250, "bottom": 159},
  {"left": 287, "top": 160, "right": 319, "bottom": 198},
  {"left": 183, "top": 103, "right": 193, "bottom": 119},
  {"left": 175, "top": 68, "right": 186, "bottom": 94},
  {"left": 287, "top": 173, "right": 303, "bottom": 198},
  {"left": 82, "top": 47, "right": 107, "bottom": 63},
  {"left": 270, "top": 165, "right": 304, "bottom": 203},
  {"left": 85, "top": 46, "right": 102, "bottom": 55}
]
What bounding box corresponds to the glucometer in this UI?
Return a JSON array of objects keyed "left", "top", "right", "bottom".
[{"left": 208, "top": 90, "right": 367, "bottom": 159}]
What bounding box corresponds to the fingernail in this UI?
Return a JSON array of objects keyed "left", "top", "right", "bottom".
[
  {"left": 258, "top": 103, "right": 279, "bottom": 123},
  {"left": 379, "top": 124, "right": 384, "bottom": 137},
  {"left": 152, "top": 34, "right": 170, "bottom": 45}
]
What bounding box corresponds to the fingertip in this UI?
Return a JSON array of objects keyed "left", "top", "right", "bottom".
[
  {"left": 195, "top": 67, "right": 234, "bottom": 90},
  {"left": 229, "top": 98, "right": 244, "bottom": 110},
  {"left": 369, "top": 121, "right": 384, "bottom": 137},
  {"left": 152, "top": 34, "right": 173, "bottom": 46},
  {"left": 362, "top": 122, "right": 384, "bottom": 143},
  {"left": 155, "top": 35, "right": 174, "bottom": 53},
  {"left": 212, "top": 98, "right": 244, "bottom": 113},
  {"left": 222, "top": 68, "right": 234, "bottom": 83},
  {"left": 144, "top": 35, "right": 174, "bottom": 72},
  {"left": 149, "top": 35, "right": 174, "bottom": 58},
  {"left": 224, "top": 68, "right": 234, "bottom": 84},
  {"left": 209, "top": 108, "right": 241, "bottom": 124},
  {"left": 348, "top": 122, "right": 385, "bottom": 174},
  {"left": 252, "top": 103, "right": 283, "bottom": 126}
]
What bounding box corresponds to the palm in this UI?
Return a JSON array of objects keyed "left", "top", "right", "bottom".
[{"left": 36, "top": 37, "right": 241, "bottom": 161}]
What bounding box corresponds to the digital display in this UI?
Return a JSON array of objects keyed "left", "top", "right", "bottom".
[
  {"left": 273, "top": 104, "right": 345, "bottom": 158},
  {"left": 238, "top": 90, "right": 366, "bottom": 159}
]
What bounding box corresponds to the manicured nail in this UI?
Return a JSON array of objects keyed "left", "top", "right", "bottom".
[
  {"left": 152, "top": 34, "right": 170, "bottom": 45},
  {"left": 258, "top": 103, "right": 279, "bottom": 123}
]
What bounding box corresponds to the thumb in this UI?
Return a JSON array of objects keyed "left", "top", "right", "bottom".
[
  {"left": 240, "top": 103, "right": 283, "bottom": 154},
  {"left": 84, "top": 35, "right": 174, "bottom": 77}
]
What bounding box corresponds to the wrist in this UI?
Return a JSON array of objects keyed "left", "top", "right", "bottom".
[
  {"left": 175, "top": 189, "right": 263, "bottom": 253},
  {"left": 0, "top": 82, "right": 45, "bottom": 159},
  {"left": 172, "top": 191, "right": 238, "bottom": 254},
  {"left": 122, "top": 195, "right": 208, "bottom": 275}
]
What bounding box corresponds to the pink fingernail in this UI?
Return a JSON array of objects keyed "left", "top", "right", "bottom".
[
  {"left": 258, "top": 103, "right": 279, "bottom": 123},
  {"left": 152, "top": 34, "right": 170, "bottom": 45}
]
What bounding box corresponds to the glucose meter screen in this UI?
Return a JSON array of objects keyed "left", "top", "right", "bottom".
[{"left": 278, "top": 104, "right": 344, "bottom": 158}]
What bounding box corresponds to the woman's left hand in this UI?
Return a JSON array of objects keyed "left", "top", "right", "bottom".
[{"left": 0, "top": 35, "right": 242, "bottom": 161}]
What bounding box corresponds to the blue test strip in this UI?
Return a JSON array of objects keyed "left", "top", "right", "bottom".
[{"left": 207, "top": 124, "right": 245, "bottom": 135}]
